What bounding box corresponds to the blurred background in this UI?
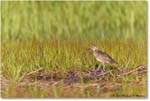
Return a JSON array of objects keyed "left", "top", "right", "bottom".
[{"left": 1, "top": 1, "right": 146, "bottom": 41}]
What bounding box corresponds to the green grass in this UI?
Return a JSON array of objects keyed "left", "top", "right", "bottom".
[
  {"left": 1, "top": 1, "right": 146, "bottom": 40},
  {"left": 1, "top": 1, "right": 146, "bottom": 98},
  {"left": 1, "top": 38, "right": 146, "bottom": 98},
  {"left": 2, "top": 38, "right": 146, "bottom": 80}
]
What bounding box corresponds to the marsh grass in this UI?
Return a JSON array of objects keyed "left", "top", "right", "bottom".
[
  {"left": 1, "top": 37, "right": 146, "bottom": 97},
  {"left": 1, "top": 1, "right": 146, "bottom": 40},
  {"left": 1, "top": 1, "right": 146, "bottom": 98},
  {"left": 2, "top": 38, "right": 146, "bottom": 79}
]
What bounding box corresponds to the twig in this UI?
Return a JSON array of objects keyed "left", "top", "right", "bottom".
[
  {"left": 26, "top": 68, "right": 43, "bottom": 76},
  {"left": 117, "top": 65, "right": 146, "bottom": 77},
  {"left": 18, "top": 73, "right": 27, "bottom": 82},
  {"left": 97, "top": 70, "right": 113, "bottom": 77},
  {"left": 18, "top": 68, "right": 43, "bottom": 82}
]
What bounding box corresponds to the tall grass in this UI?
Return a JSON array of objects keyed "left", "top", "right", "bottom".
[
  {"left": 1, "top": 0, "right": 146, "bottom": 81},
  {"left": 1, "top": 1, "right": 146, "bottom": 97},
  {"left": 1, "top": 1, "right": 146, "bottom": 41},
  {"left": 1, "top": 38, "right": 146, "bottom": 80}
]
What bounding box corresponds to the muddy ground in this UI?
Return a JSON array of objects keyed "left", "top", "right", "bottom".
[{"left": 1, "top": 65, "right": 146, "bottom": 98}]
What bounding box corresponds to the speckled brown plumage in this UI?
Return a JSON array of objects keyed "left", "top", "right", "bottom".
[{"left": 89, "top": 45, "right": 118, "bottom": 65}]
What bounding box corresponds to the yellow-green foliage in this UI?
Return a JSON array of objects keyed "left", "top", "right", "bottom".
[
  {"left": 1, "top": 1, "right": 146, "bottom": 98},
  {"left": 2, "top": 38, "right": 146, "bottom": 79},
  {"left": 1, "top": 1, "right": 146, "bottom": 40}
]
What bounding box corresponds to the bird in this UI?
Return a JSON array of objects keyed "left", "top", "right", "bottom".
[{"left": 88, "top": 45, "right": 118, "bottom": 70}]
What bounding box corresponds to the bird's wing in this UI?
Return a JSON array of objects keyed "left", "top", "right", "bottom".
[{"left": 97, "top": 50, "right": 117, "bottom": 64}]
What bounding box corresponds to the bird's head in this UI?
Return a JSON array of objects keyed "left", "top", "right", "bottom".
[{"left": 87, "top": 45, "right": 99, "bottom": 52}]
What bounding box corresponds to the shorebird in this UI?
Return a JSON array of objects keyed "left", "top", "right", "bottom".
[{"left": 88, "top": 45, "right": 118, "bottom": 70}]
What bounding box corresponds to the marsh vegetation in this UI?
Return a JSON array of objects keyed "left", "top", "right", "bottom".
[{"left": 1, "top": 1, "right": 146, "bottom": 98}]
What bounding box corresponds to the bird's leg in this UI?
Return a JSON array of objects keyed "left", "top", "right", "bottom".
[
  {"left": 97, "top": 64, "right": 101, "bottom": 70},
  {"left": 95, "top": 64, "right": 101, "bottom": 70},
  {"left": 102, "top": 62, "right": 106, "bottom": 71}
]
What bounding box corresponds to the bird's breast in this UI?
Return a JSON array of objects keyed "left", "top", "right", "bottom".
[{"left": 93, "top": 52, "right": 110, "bottom": 63}]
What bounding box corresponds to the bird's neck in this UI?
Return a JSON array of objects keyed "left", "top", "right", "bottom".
[
  {"left": 93, "top": 49, "right": 99, "bottom": 56},
  {"left": 93, "top": 49, "right": 98, "bottom": 52}
]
